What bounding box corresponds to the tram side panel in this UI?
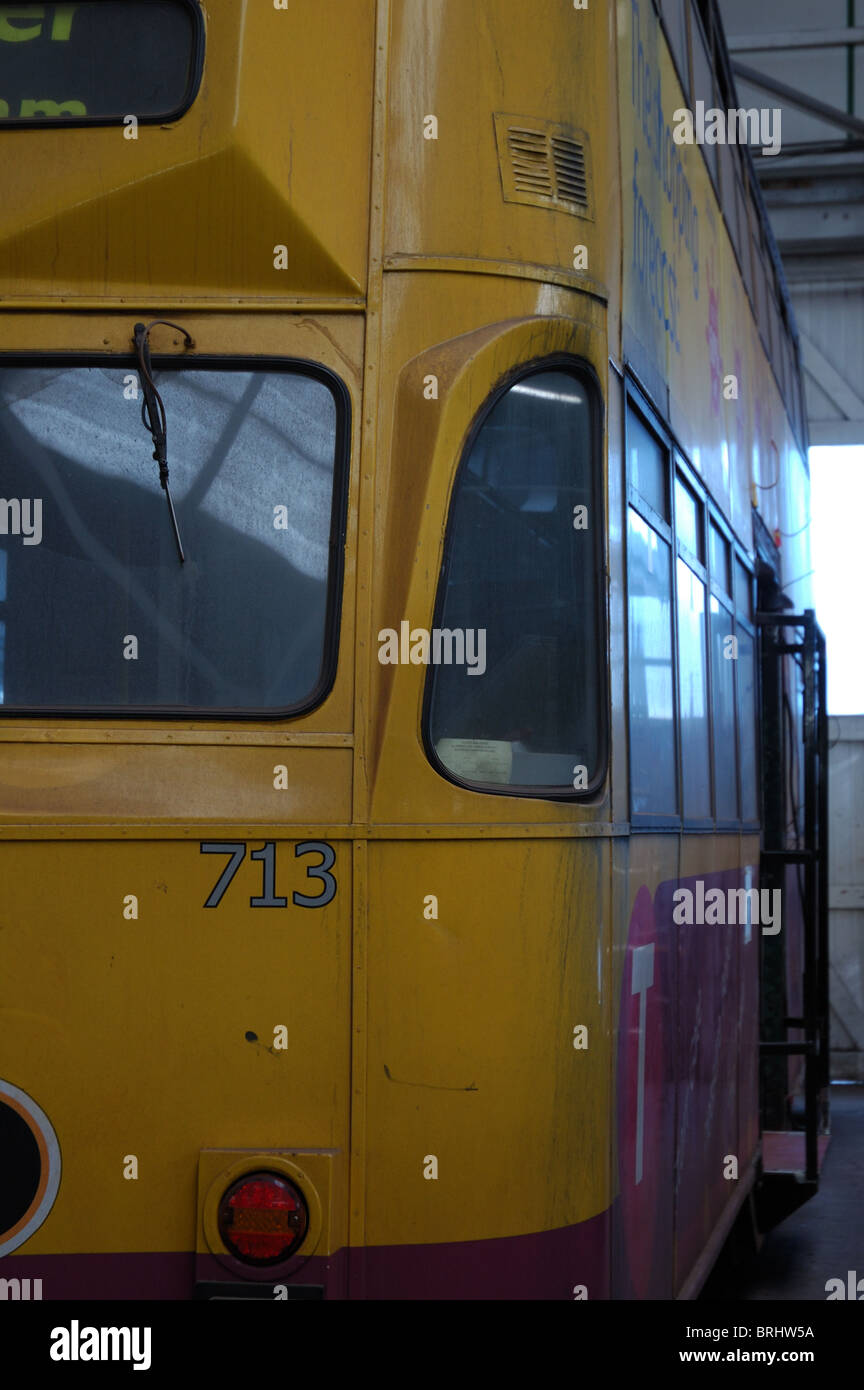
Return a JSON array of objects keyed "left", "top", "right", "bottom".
[{"left": 363, "top": 835, "right": 613, "bottom": 1299}]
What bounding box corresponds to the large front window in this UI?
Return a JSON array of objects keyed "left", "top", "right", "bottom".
[{"left": 0, "top": 359, "right": 349, "bottom": 715}]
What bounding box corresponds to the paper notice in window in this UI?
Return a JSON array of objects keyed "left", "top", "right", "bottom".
[{"left": 436, "top": 739, "right": 513, "bottom": 785}]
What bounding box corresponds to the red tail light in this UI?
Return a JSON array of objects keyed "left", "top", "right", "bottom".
[{"left": 217, "top": 1171, "right": 309, "bottom": 1265}]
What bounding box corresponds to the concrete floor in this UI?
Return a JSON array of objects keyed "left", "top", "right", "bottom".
[{"left": 703, "top": 1084, "right": 864, "bottom": 1301}]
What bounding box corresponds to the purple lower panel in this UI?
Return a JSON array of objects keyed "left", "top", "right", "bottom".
[
  {"left": 1, "top": 1213, "right": 609, "bottom": 1300},
  {"left": 358, "top": 1208, "right": 610, "bottom": 1300},
  {"left": 0, "top": 1250, "right": 337, "bottom": 1300},
  {"left": 0, "top": 1252, "right": 196, "bottom": 1299}
]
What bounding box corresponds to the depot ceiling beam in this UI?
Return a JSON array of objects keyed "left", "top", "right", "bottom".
[
  {"left": 808, "top": 420, "right": 864, "bottom": 445},
  {"left": 732, "top": 61, "right": 864, "bottom": 139},
  {"left": 728, "top": 28, "right": 864, "bottom": 52},
  {"left": 755, "top": 138, "right": 864, "bottom": 162},
  {"left": 800, "top": 331, "right": 864, "bottom": 419}
]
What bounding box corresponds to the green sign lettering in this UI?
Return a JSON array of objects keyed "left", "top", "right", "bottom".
[
  {"left": 0, "top": 4, "right": 78, "bottom": 42},
  {"left": 18, "top": 96, "right": 85, "bottom": 115},
  {"left": 0, "top": 6, "right": 45, "bottom": 43},
  {"left": 51, "top": 4, "right": 77, "bottom": 40}
]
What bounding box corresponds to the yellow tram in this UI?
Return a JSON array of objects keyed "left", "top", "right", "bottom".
[{"left": 0, "top": 0, "right": 824, "bottom": 1300}]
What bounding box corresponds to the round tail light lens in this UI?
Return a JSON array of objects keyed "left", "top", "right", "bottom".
[{"left": 217, "top": 1171, "right": 309, "bottom": 1265}]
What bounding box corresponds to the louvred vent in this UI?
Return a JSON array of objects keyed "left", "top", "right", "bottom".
[
  {"left": 507, "top": 127, "right": 555, "bottom": 199},
  {"left": 495, "top": 114, "right": 593, "bottom": 219},
  {"left": 551, "top": 136, "right": 588, "bottom": 207}
]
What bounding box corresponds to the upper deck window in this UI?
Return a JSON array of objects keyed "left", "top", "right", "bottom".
[
  {"left": 0, "top": 359, "right": 349, "bottom": 716},
  {"left": 0, "top": 2, "right": 203, "bottom": 127}
]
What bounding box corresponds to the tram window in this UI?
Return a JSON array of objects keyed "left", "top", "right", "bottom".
[
  {"left": 659, "top": 0, "right": 690, "bottom": 99},
  {"left": 737, "top": 626, "right": 758, "bottom": 821},
  {"left": 756, "top": 256, "right": 772, "bottom": 356},
  {"left": 746, "top": 198, "right": 762, "bottom": 318},
  {"left": 749, "top": 228, "right": 764, "bottom": 332},
  {"left": 0, "top": 549, "right": 5, "bottom": 702},
  {"left": 773, "top": 313, "right": 787, "bottom": 402},
  {"left": 628, "top": 409, "right": 668, "bottom": 520},
  {"left": 0, "top": 362, "right": 348, "bottom": 714},
  {"left": 0, "top": 2, "right": 202, "bottom": 127},
  {"left": 674, "top": 475, "right": 702, "bottom": 560},
  {"left": 690, "top": 9, "right": 718, "bottom": 188},
  {"left": 734, "top": 558, "right": 752, "bottom": 620},
  {"left": 628, "top": 508, "right": 677, "bottom": 817},
  {"left": 761, "top": 252, "right": 776, "bottom": 360},
  {"left": 782, "top": 334, "right": 795, "bottom": 417},
  {"left": 718, "top": 142, "right": 737, "bottom": 249},
  {"left": 425, "top": 367, "right": 603, "bottom": 795},
  {"left": 709, "top": 595, "right": 737, "bottom": 820},
  {"left": 709, "top": 522, "right": 730, "bottom": 595},
  {"left": 736, "top": 178, "right": 754, "bottom": 300},
  {"left": 677, "top": 557, "right": 711, "bottom": 820}
]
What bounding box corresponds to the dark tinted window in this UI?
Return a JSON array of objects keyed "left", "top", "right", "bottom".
[
  {"left": 677, "top": 557, "right": 710, "bottom": 820},
  {"left": 674, "top": 474, "right": 701, "bottom": 559},
  {"left": 660, "top": 0, "right": 690, "bottom": 98},
  {"left": 710, "top": 595, "right": 737, "bottom": 819},
  {"left": 737, "top": 626, "right": 758, "bottom": 820},
  {"left": 426, "top": 367, "right": 603, "bottom": 794},
  {"left": 0, "top": 2, "right": 201, "bottom": 125},
  {"left": 0, "top": 362, "right": 347, "bottom": 712},
  {"left": 709, "top": 521, "right": 730, "bottom": 594},
  {"left": 690, "top": 7, "right": 718, "bottom": 187},
  {"left": 734, "top": 558, "right": 752, "bottom": 619},
  {"left": 628, "top": 408, "right": 667, "bottom": 520}
]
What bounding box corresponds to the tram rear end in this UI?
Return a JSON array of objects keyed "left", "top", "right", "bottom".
[{"left": 0, "top": 0, "right": 374, "bottom": 1297}]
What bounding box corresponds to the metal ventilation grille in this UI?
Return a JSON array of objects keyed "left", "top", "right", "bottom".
[
  {"left": 494, "top": 113, "right": 593, "bottom": 219},
  {"left": 551, "top": 136, "right": 588, "bottom": 207},
  {"left": 508, "top": 127, "right": 555, "bottom": 199}
]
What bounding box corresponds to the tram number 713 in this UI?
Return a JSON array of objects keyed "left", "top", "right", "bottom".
[{"left": 200, "top": 841, "right": 336, "bottom": 910}]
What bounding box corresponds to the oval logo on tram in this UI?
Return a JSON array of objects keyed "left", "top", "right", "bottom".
[{"left": 0, "top": 1081, "right": 61, "bottom": 1256}]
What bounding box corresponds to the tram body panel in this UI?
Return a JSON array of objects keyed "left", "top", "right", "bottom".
[
  {"left": 0, "top": 2, "right": 375, "bottom": 304},
  {"left": 364, "top": 835, "right": 612, "bottom": 1227},
  {"left": 385, "top": 0, "right": 618, "bottom": 293},
  {"left": 368, "top": 284, "right": 610, "bottom": 830},
  {"left": 0, "top": 0, "right": 815, "bottom": 1299},
  {"left": 0, "top": 837, "right": 352, "bottom": 1261}
]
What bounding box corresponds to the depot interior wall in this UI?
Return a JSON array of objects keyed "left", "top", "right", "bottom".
[{"left": 828, "top": 715, "right": 864, "bottom": 1081}]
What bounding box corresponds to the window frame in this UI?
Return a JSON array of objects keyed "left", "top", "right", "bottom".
[
  {"left": 673, "top": 451, "right": 713, "bottom": 829},
  {"left": 732, "top": 543, "right": 760, "bottom": 830},
  {"left": 0, "top": 0, "right": 205, "bottom": 130},
  {"left": 0, "top": 350, "right": 352, "bottom": 721},
  {"left": 706, "top": 519, "right": 740, "bottom": 831},
  {"left": 625, "top": 382, "right": 680, "bottom": 830},
  {"left": 658, "top": 0, "right": 691, "bottom": 103},
  {"left": 625, "top": 377, "right": 759, "bottom": 832},
  {"left": 688, "top": 0, "right": 720, "bottom": 198},
  {"left": 421, "top": 353, "right": 608, "bottom": 803}
]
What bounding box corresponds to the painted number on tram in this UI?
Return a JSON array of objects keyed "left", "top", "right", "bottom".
[{"left": 200, "top": 841, "right": 337, "bottom": 910}]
